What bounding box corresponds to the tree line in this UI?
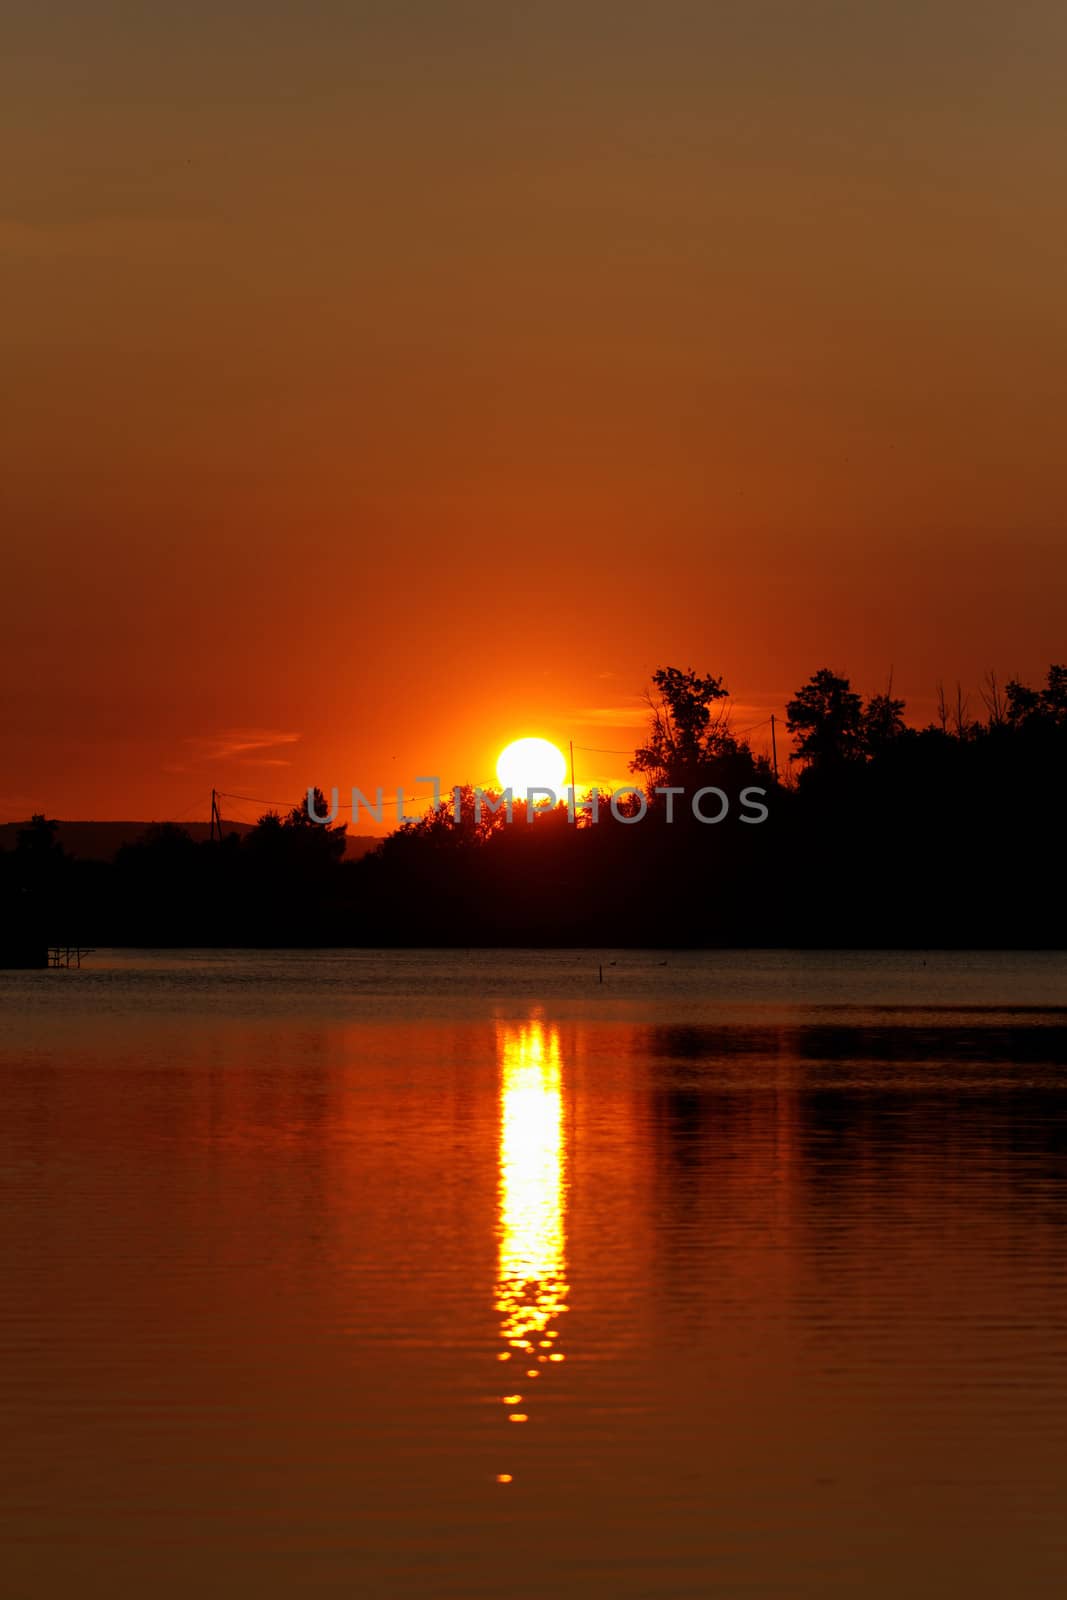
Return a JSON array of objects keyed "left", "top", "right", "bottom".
[{"left": 3, "top": 663, "right": 1065, "bottom": 950}]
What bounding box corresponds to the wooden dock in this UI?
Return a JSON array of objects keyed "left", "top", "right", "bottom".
[{"left": 48, "top": 946, "right": 94, "bottom": 969}]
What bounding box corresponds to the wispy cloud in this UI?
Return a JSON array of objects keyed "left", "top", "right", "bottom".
[{"left": 185, "top": 730, "right": 301, "bottom": 764}]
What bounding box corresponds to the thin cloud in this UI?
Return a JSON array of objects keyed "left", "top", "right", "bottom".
[{"left": 186, "top": 731, "right": 301, "bottom": 763}]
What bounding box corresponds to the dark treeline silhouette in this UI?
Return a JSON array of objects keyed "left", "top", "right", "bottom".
[{"left": 3, "top": 664, "right": 1066, "bottom": 951}]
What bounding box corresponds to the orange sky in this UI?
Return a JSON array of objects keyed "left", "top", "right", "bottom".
[{"left": 3, "top": 2, "right": 1065, "bottom": 825}]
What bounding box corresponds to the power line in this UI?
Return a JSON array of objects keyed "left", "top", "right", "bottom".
[
  {"left": 167, "top": 793, "right": 210, "bottom": 823},
  {"left": 573, "top": 745, "right": 635, "bottom": 757},
  {"left": 216, "top": 790, "right": 295, "bottom": 808},
  {"left": 215, "top": 788, "right": 443, "bottom": 816}
]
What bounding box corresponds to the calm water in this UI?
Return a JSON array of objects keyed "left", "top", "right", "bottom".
[{"left": 2, "top": 949, "right": 1067, "bottom": 1597}]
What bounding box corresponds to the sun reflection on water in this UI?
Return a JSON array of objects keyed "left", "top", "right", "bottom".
[{"left": 494, "top": 1017, "right": 569, "bottom": 1471}]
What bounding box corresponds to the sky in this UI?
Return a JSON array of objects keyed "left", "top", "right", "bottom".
[{"left": 3, "top": 1, "right": 1065, "bottom": 825}]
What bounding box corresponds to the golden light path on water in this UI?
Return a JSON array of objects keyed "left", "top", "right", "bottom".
[{"left": 494, "top": 1018, "right": 569, "bottom": 1480}]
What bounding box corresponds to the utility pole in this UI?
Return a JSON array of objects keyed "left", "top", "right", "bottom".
[
  {"left": 209, "top": 787, "right": 223, "bottom": 843},
  {"left": 770, "top": 715, "right": 779, "bottom": 781},
  {"left": 569, "top": 740, "right": 576, "bottom": 798}
]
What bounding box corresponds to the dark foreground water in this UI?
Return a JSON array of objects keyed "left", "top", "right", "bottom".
[{"left": 2, "top": 949, "right": 1066, "bottom": 1597}]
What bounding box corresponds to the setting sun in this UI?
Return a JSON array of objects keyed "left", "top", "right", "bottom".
[{"left": 496, "top": 738, "right": 568, "bottom": 796}]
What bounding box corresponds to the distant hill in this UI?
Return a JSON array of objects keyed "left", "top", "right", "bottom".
[{"left": 0, "top": 821, "right": 381, "bottom": 863}]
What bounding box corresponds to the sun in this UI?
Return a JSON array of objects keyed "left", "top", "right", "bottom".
[{"left": 496, "top": 737, "right": 568, "bottom": 796}]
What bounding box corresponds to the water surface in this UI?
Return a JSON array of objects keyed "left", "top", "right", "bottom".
[{"left": 3, "top": 950, "right": 1066, "bottom": 1596}]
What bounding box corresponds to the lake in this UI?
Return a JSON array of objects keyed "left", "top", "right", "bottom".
[{"left": 2, "top": 949, "right": 1066, "bottom": 1596}]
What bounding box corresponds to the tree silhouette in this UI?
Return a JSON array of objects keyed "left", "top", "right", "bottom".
[
  {"left": 787, "top": 669, "right": 864, "bottom": 769},
  {"left": 861, "top": 689, "right": 907, "bottom": 757},
  {"left": 631, "top": 666, "right": 731, "bottom": 785},
  {"left": 284, "top": 789, "right": 347, "bottom": 860},
  {"left": 1007, "top": 664, "right": 1067, "bottom": 728},
  {"left": 11, "top": 814, "right": 68, "bottom": 899},
  {"left": 16, "top": 813, "right": 65, "bottom": 862}
]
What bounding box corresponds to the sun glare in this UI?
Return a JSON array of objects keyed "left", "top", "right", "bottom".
[{"left": 496, "top": 737, "right": 567, "bottom": 796}]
